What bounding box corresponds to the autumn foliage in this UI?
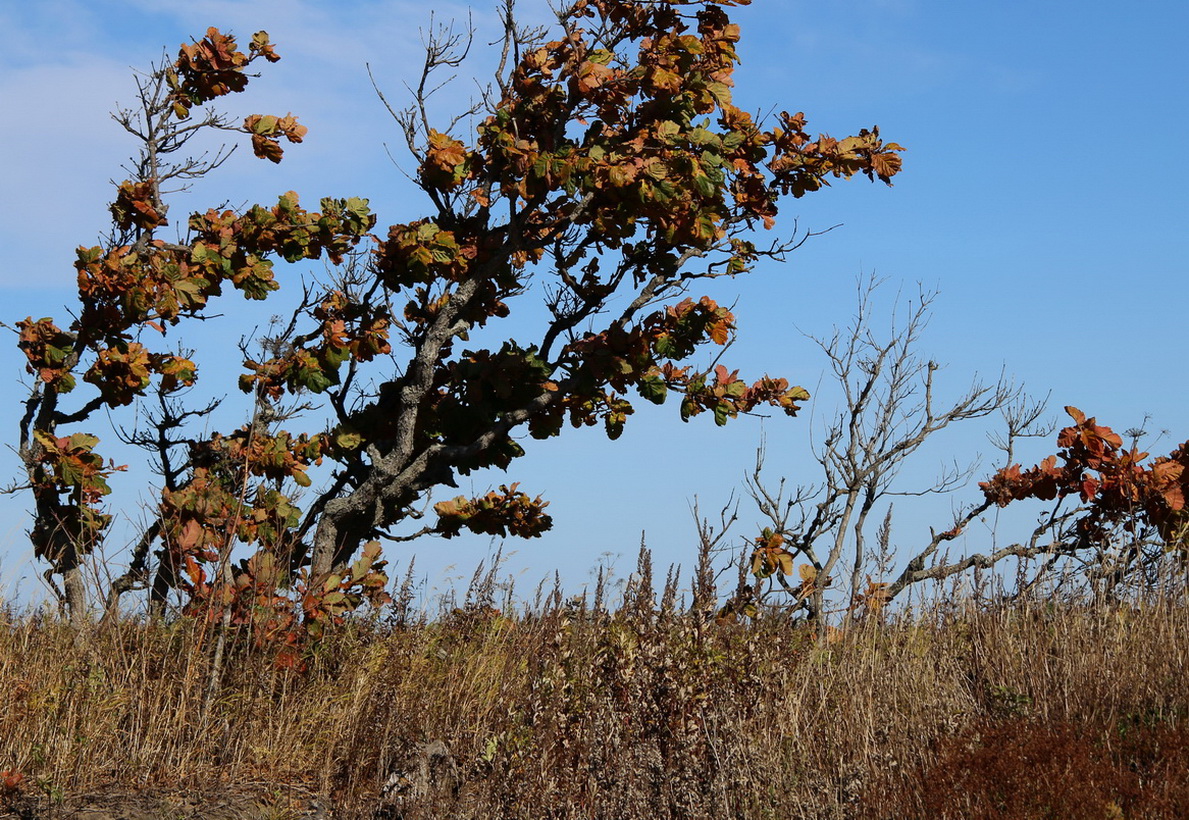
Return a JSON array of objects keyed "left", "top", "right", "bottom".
[
  {"left": 981, "top": 406, "right": 1189, "bottom": 560},
  {"left": 14, "top": 2, "right": 906, "bottom": 639}
]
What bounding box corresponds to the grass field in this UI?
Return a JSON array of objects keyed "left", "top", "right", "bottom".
[{"left": 2, "top": 566, "right": 1187, "bottom": 818}]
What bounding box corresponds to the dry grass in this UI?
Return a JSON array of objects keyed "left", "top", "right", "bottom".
[{"left": 1, "top": 579, "right": 1187, "bottom": 818}]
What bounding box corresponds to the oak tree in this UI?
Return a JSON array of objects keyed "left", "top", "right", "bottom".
[{"left": 14, "top": 0, "right": 904, "bottom": 634}]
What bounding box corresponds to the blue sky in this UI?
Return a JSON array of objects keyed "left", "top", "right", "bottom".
[{"left": 1, "top": 0, "right": 1185, "bottom": 608}]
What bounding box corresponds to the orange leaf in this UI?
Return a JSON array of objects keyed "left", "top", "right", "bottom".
[{"left": 776, "top": 551, "right": 794, "bottom": 575}]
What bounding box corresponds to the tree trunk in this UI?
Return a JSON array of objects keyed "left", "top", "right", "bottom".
[{"left": 61, "top": 559, "right": 87, "bottom": 626}]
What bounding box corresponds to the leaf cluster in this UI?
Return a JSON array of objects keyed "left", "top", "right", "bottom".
[{"left": 981, "top": 406, "right": 1189, "bottom": 548}]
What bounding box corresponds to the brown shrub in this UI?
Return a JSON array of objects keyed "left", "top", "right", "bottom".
[{"left": 866, "top": 717, "right": 1189, "bottom": 819}]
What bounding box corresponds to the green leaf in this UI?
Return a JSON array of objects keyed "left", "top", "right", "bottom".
[
  {"left": 334, "top": 428, "right": 363, "bottom": 450},
  {"left": 77, "top": 246, "right": 103, "bottom": 264},
  {"left": 60, "top": 460, "right": 83, "bottom": 487},
  {"left": 251, "top": 115, "right": 279, "bottom": 135},
  {"left": 639, "top": 375, "right": 668, "bottom": 405},
  {"left": 689, "top": 127, "right": 718, "bottom": 148},
  {"left": 656, "top": 120, "right": 681, "bottom": 141},
  {"left": 67, "top": 433, "right": 100, "bottom": 451},
  {"left": 299, "top": 366, "right": 335, "bottom": 393},
  {"left": 692, "top": 173, "right": 717, "bottom": 198}
]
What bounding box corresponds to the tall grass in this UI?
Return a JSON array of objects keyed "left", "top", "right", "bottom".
[{"left": 2, "top": 561, "right": 1187, "bottom": 818}]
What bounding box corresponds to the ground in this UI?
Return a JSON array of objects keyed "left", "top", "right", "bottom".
[{"left": 1, "top": 784, "right": 334, "bottom": 820}]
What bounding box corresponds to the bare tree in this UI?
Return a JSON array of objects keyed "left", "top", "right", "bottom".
[
  {"left": 731, "top": 275, "right": 1189, "bottom": 622},
  {"left": 738, "top": 277, "right": 1023, "bottom": 624}
]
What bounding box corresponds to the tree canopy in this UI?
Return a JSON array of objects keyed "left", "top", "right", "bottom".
[{"left": 14, "top": 0, "right": 903, "bottom": 634}]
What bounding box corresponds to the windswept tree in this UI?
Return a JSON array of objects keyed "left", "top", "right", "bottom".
[{"left": 14, "top": 0, "right": 903, "bottom": 631}]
